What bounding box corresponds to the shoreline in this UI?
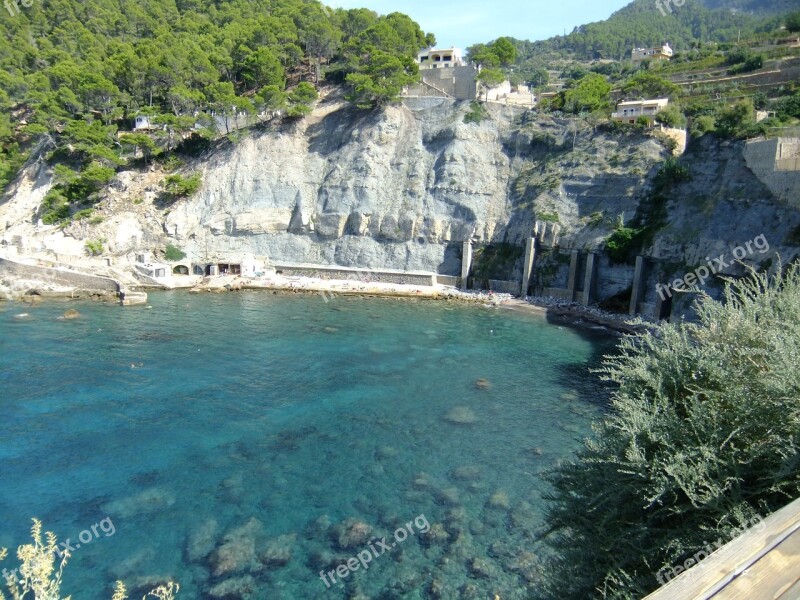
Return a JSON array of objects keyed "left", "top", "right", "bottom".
[{"left": 0, "top": 274, "right": 642, "bottom": 335}]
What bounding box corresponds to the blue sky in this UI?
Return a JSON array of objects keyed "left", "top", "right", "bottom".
[{"left": 325, "top": 0, "right": 632, "bottom": 50}]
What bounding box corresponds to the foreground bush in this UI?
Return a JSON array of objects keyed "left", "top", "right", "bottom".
[
  {"left": 539, "top": 263, "right": 800, "bottom": 599},
  {"left": 1, "top": 520, "right": 179, "bottom": 600}
]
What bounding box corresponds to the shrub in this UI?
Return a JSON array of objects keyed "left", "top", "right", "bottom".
[
  {"left": 691, "top": 115, "right": 716, "bottom": 137},
  {"left": 165, "top": 243, "right": 186, "bottom": 261},
  {"left": 72, "top": 208, "right": 94, "bottom": 221},
  {"left": 464, "top": 101, "right": 488, "bottom": 124},
  {"left": 1, "top": 519, "right": 180, "bottom": 599},
  {"left": 40, "top": 189, "right": 70, "bottom": 224},
  {"left": 605, "top": 226, "right": 643, "bottom": 263},
  {"left": 162, "top": 173, "right": 202, "bottom": 199},
  {"left": 655, "top": 157, "right": 691, "bottom": 187},
  {"left": 84, "top": 239, "right": 104, "bottom": 256},
  {"left": 540, "top": 264, "right": 800, "bottom": 599},
  {"left": 536, "top": 211, "right": 560, "bottom": 223},
  {"left": 787, "top": 10, "right": 800, "bottom": 32},
  {"left": 655, "top": 105, "right": 687, "bottom": 128}
]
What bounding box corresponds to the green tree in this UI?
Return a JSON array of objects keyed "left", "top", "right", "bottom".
[
  {"left": 715, "top": 99, "right": 756, "bottom": 138},
  {"left": 621, "top": 73, "right": 681, "bottom": 99},
  {"left": 243, "top": 47, "right": 286, "bottom": 89},
  {"left": 490, "top": 37, "right": 517, "bottom": 66},
  {"left": 346, "top": 52, "right": 417, "bottom": 109},
  {"left": 787, "top": 11, "right": 800, "bottom": 32},
  {"left": 655, "top": 105, "right": 687, "bottom": 128},
  {"left": 287, "top": 82, "right": 318, "bottom": 116},
  {"left": 541, "top": 264, "right": 800, "bottom": 599},
  {"left": 466, "top": 43, "right": 500, "bottom": 67},
  {"left": 120, "top": 133, "right": 157, "bottom": 165},
  {"left": 256, "top": 85, "right": 288, "bottom": 113},
  {"left": 562, "top": 73, "right": 611, "bottom": 114},
  {"left": 477, "top": 68, "right": 505, "bottom": 101}
]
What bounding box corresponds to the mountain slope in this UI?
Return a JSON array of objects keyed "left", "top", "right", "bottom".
[{"left": 512, "top": 0, "right": 792, "bottom": 61}]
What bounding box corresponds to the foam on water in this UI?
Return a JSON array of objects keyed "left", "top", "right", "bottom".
[{"left": 0, "top": 292, "right": 615, "bottom": 599}]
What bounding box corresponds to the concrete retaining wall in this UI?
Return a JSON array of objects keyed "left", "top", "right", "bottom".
[
  {"left": 542, "top": 287, "right": 574, "bottom": 301},
  {"left": 744, "top": 138, "right": 800, "bottom": 204},
  {"left": 488, "top": 280, "right": 521, "bottom": 295},
  {"left": 436, "top": 275, "right": 460, "bottom": 287},
  {"left": 419, "top": 65, "right": 478, "bottom": 101},
  {"left": 0, "top": 257, "right": 120, "bottom": 293},
  {"left": 273, "top": 263, "right": 436, "bottom": 287},
  {"left": 402, "top": 97, "right": 450, "bottom": 111}
]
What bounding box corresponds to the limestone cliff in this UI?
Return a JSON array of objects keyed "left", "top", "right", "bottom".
[{"left": 1, "top": 94, "right": 799, "bottom": 315}]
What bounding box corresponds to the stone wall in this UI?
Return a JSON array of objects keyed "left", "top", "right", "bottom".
[
  {"left": 744, "top": 138, "right": 800, "bottom": 204},
  {"left": 0, "top": 257, "right": 120, "bottom": 292},
  {"left": 488, "top": 280, "right": 521, "bottom": 295},
  {"left": 273, "top": 263, "right": 436, "bottom": 287},
  {"left": 419, "top": 65, "right": 478, "bottom": 101},
  {"left": 436, "top": 275, "right": 460, "bottom": 287}
]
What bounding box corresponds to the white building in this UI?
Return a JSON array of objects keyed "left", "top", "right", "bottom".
[
  {"left": 133, "top": 115, "right": 154, "bottom": 130},
  {"left": 612, "top": 98, "right": 670, "bottom": 124},
  {"left": 631, "top": 43, "right": 673, "bottom": 64},
  {"left": 417, "top": 47, "right": 464, "bottom": 69}
]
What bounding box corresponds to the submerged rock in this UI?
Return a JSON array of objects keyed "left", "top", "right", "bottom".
[
  {"left": 62, "top": 308, "right": 81, "bottom": 319},
  {"left": 186, "top": 519, "right": 219, "bottom": 563},
  {"left": 102, "top": 487, "right": 176, "bottom": 518},
  {"left": 209, "top": 518, "right": 263, "bottom": 577},
  {"left": 259, "top": 533, "right": 296, "bottom": 567},
  {"left": 474, "top": 378, "right": 491, "bottom": 390},
  {"left": 421, "top": 523, "right": 450, "bottom": 547},
  {"left": 486, "top": 490, "right": 510, "bottom": 510},
  {"left": 375, "top": 445, "right": 397, "bottom": 460},
  {"left": 205, "top": 575, "right": 257, "bottom": 599},
  {"left": 332, "top": 518, "right": 372, "bottom": 550},
  {"left": 443, "top": 406, "right": 477, "bottom": 425},
  {"left": 450, "top": 465, "right": 481, "bottom": 481}
]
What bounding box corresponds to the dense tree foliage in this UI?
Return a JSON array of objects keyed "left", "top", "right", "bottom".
[
  {"left": 539, "top": 264, "right": 800, "bottom": 599},
  {"left": 0, "top": 0, "right": 431, "bottom": 208},
  {"left": 466, "top": 37, "right": 517, "bottom": 67},
  {"left": 502, "top": 0, "right": 785, "bottom": 64},
  {"left": 620, "top": 73, "right": 681, "bottom": 100}
]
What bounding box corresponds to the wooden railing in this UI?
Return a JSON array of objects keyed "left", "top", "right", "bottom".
[{"left": 644, "top": 496, "right": 800, "bottom": 599}]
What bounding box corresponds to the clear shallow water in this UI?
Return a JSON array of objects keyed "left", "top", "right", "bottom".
[{"left": 0, "top": 292, "right": 614, "bottom": 599}]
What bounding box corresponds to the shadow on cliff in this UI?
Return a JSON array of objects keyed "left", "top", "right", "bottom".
[{"left": 306, "top": 106, "right": 385, "bottom": 157}]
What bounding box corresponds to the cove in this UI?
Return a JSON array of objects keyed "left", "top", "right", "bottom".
[{"left": 0, "top": 292, "right": 615, "bottom": 599}]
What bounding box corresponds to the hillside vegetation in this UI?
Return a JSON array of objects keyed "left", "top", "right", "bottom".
[
  {"left": 509, "top": 0, "right": 793, "bottom": 62},
  {"left": 0, "top": 0, "right": 432, "bottom": 215}
]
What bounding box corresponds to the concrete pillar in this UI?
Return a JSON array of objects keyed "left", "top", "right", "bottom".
[
  {"left": 567, "top": 250, "right": 580, "bottom": 301},
  {"left": 520, "top": 237, "right": 536, "bottom": 297},
  {"left": 461, "top": 241, "right": 473, "bottom": 290},
  {"left": 581, "top": 252, "right": 597, "bottom": 306},
  {"left": 629, "top": 255, "right": 646, "bottom": 316}
]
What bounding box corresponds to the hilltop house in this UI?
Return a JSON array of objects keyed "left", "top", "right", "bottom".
[
  {"left": 612, "top": 98, "right": 670, "bottom": 124},
  {"left": 405, "top": 46, "right": 477, "bottom": 100},
  {"left": 631, "top": 43, "right": 673, "bottom": 64},
  {"left": 417, "top": 47, "right": 464, "bottom": 69}
]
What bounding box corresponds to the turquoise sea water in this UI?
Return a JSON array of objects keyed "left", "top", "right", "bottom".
[{"left": 0, "top": 292, "right": 614, "bottom": 599}]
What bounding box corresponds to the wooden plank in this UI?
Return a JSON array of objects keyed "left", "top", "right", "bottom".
[
  {"left": 712, "top": 527, "right": 800, "bottom": 599},
  {"left": 645, "top": 497, "right": 800, "bottom": 600}
]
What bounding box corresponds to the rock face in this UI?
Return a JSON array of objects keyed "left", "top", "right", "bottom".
[
  {"left": 2, "top": 95, "right": 799, "bottom": 314},
  {"left": 163, "top": 99, "right": 526, "bottom": 274}
]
